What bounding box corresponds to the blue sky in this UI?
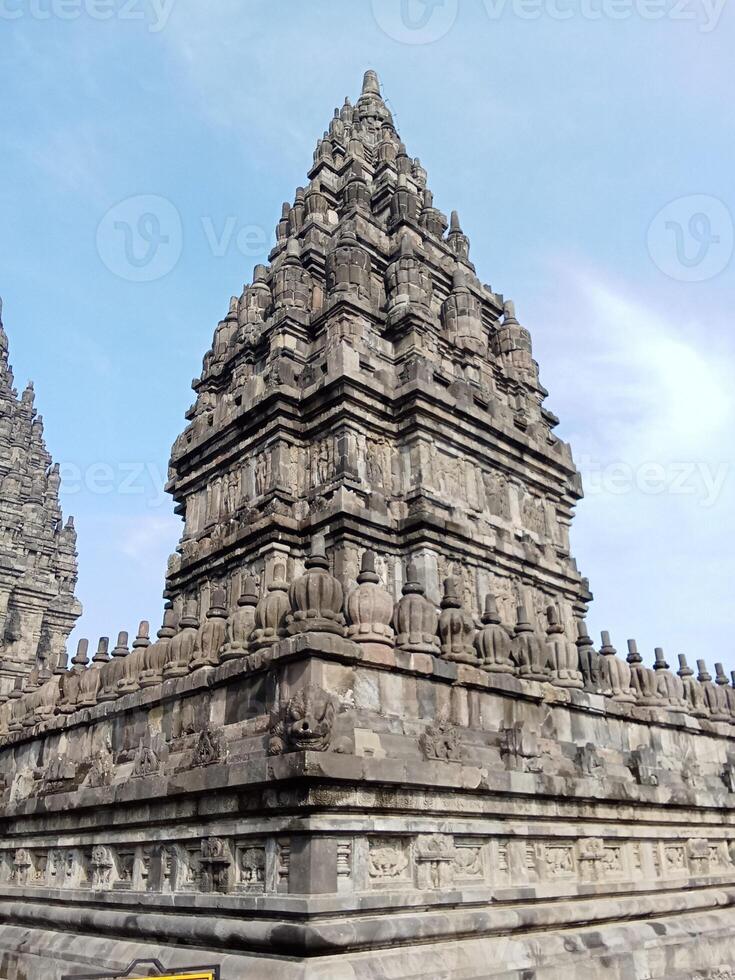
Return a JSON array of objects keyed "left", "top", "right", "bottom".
[{"left": 1, "top": 0, "right": 733, "bottom": 671}]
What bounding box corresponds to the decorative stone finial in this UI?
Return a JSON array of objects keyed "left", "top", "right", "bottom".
[
  {"left": 545, "top": 606, "right": 583, "bottom": 690},
  {"left": 393, "top": 561, "right": 440, "bottom": 655},
  {"left": 362, "top": 69, "right": 381, "bottom": 97},
  {"left": 287, "top": 539, "right": 345, "bottom": 637},
  {"left": 163, "top": 600, "right": 201, "bottom": 679},
  {"left": 92, "top": 637, "right": 110, "bottom": 664},
  {"left": 626, "top": 639, "right": 660, "bottom": 706},
  {"left": 474, "top": 594, "right": 514, "bottom": 674},
  {"left": 651, "top": 647, "right": 687, "bottom": 711},
  {"left": 251, "top": 564, "right": 290, "bottom": 651},
  {"left": 221, "top": 575, "right": 260, "bottom": 661},
  {"left": 677, "top": 654, "right": 708, "bottom": 717},
  {"left": 697, "top": 659, "right": 730, "bottom": 721},
  {"left": 626, "top": 639, "right": 642, "bottom": 665},
  {"left": 71, "top": 639, "right": 90, "bottom": 669},
  {"left": 512, "top": 605, "right": 549, "bottom": 682},
  {"left": 133, "top": 622, "right": 151, "bottom": 650},
  {"left": 598, "top": 631, "right": 635, "bottom": 703},
  {"left": 438, "top": 577, "right": 477, "bottom": 665},
  {"left": 576, "top": 620, "right": 601, "bottom": 692},
  {"left": 346, "top": 551, "right": 395, "bottom": 651},
  {"left": 191, "top": 589, "right": 228, "bottom": 671},
  {"left": 139, "top": 608, "right": 179, "bottom": 688},
  {"left": 111, "top": 632, "right": 129, "bottom": 658}
]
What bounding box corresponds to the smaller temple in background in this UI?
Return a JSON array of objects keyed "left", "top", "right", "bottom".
[{"left": 0, "top": 299, "right": 81, "bottom": 699}]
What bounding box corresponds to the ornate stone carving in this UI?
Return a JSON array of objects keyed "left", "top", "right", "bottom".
[
  {"left": 512, "top": 604, "right": 549, "bottom": 682},
  {"left": 576, "top": 620, "right": 601, "bottom": 692},
  {"left": 190, "top": 588, "right": 228, "bottom": 670},
  {"left": 117, "top": 621, "right": 151, "bottom": 695},
  {"left": 678, "top": 655, "right": 708, "bottom": 717},
  {"left": 132, "top": 741, "right": 160, "bottom": 778},
  {"left": 251, "top": 564, "right": 290, "bottom": 650},
  {"left": 90, "top": 845, "right": 114, "bottom": 889},
  {"left": 220, "top": 575, "right": 259, "bottom": 660},
  {"left": 420, "top": 713, "right": 462, "bottom": 762},
  {"left": 368, "top": 840, "right": 409, "bottom": 881},
  {"left": 652, "top": 647, "right": 687, "bottom": 711},
  {"left": 437, "top": 577, "right": 477, "bottom": 664},
  {"left": 474, "top": 594, "right": 514, "bottom": 673},
  {"left": 163, "top": 601, "right": 200, "bottom": 679},
  {"left": 545, "top": 606, "right": 583, "bottom": 689},
  {"left": 287, "top": 537, "right": 345, "bottom": 636},
  {"left": 415, "top": 834, "right": 456, "bottom": 889},
  {"left": 393, "top": 561, "right": 440, "bottom": 655},
  {"left": 598, "top": 631, "right": 635, "bottom": 703},
  {"left": 139, "top": 609, "right": 178, "bottom": 688},
  {"left": 238, "top": 845, "right": 266, "bottom": 891},
  {"left": 269, "top": 685, "right": 349, "bottom": 755},
  {"left": 193, "top": 727, "right": 226, "bottom": 768},
  {"left": 199, "top": 837, "right": 231, "bottom": 894},
  {"left": 626, "top": 639, "right": 661, "bottom": 707},
  {"left": 345, "top": 551, "right": 395, "bottom": 650}
]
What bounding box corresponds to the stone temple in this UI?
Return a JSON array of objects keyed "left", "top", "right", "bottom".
[
  {"left": 0, "top": 303, "right": 81, "bottom": 701},
  {"left": 0, "top": 72, "right": 734, "bottom": 980}
]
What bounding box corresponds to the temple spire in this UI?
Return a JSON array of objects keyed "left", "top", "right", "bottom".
[{"left": 362, "top": 69, "right": 381, "bottom": 97}]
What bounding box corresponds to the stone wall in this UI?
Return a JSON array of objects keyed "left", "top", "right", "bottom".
[{"left": 0, "top": 546, "right": 734, "bottom": 978}]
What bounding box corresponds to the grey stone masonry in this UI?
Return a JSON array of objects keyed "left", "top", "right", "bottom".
[
  {"left": 0, "top": 300, "right": 81, "bottom": 701},
  {"left": 0, "top": 72, "right": 733, "bottom": 980}
]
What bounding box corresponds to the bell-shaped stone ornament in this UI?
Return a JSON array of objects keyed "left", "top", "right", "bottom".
[
  {"left": 438, "top": 577, "right": 477, "bottom": 665},
  {"left": 576, "top": 620, "right": 602, "bottom": 692},
  {"left": 597, "top": 631, "right": 636, "bottom": 702},
  {"left": 346, "top": 551, "right": 395, "bottom": 651},
  {"left": 697, "top": 659, "right": 730, "bottom": 721},
  {"left": 393, "top": 561, "right": 440, "bottom": 655},
  {"left": 163, "top": 601, "right": 200, "bottom": 679},
  {"left": 512, "top": 605, "right": 549, "bottom": 682},
  {"left": 677, "top": 654, "right": 708, "bottom": 718},
  {"left": 97, "top": 633, "right": 128, "bottom": 702},
  {"left": 715, "top": 662, "right": 735, "bottom": 719},
  {"left": 191, "top": 589, "right": 228, "bottom": 671},
  {"left": 546, "top": 607, "right": 583, "bottom": 690},
  {"left": 287, "top": 537, "right": 346, "bottom": 636},
  {"left": 221, "top": 576, "right": 259, "bottom": 661},
  {"left": 139, "top": 609, "right": 178, "bottom": 689},
  {"left": 626, "top": 639, "right": 661, "bottom": 707},
  {"left": 251, "top": 564, "right": 291, "bottom": 650},
  {"left": 474, "top": 594, "right": 514, "bottom": 674},
  {"left": 118, "top": 622, "right": 151, "bottom": 695},
  {"left": 652, "top": 647, "right": 687, "bottom": 711}
]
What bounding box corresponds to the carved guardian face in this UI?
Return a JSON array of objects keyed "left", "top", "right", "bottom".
[{"left": 286, "top": 687, "right": 335, "bottom": 751}]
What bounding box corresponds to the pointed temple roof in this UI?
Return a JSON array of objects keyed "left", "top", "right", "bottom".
[
  {"left": 0, "top": 299, "right": 81, "bottom": 699},
  {"left": 165, "top": 68, "right": 587, "bottom": 636}
]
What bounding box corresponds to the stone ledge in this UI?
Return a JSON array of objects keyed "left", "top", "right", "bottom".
[{"left": 0, "top": 883, "right": 733, "bottom": 957}]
